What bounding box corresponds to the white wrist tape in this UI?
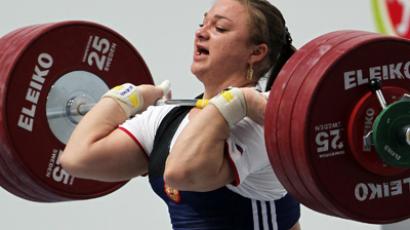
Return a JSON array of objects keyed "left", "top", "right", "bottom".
[
  {"left": 263, "top": 91, "right": 270, "bottom": 100},
  {"left": 209, "top": 88, "right": 247, "bottom": 127},
  {"left": 158, "top": 80, "right": 171, "bottom": 96},
  {"left": 102, "top": 83, "right": 144, "bottom": 117}
]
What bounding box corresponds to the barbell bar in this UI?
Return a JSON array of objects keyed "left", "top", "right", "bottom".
[{"left": 45, "top": 99, "right": 208, "bottom": 119}]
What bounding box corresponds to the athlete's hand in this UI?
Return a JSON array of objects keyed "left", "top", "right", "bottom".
[
  {"left": 103, "top": 80, "right": 171, "bottom": 117},
  {"left": 241, "top": 88, "right": 269, "bottom": 126},
  {"left": 138, "top": 80, "right": 172, "bottom": 109},
  {"left": 208, "top": 87, "right": 268, "bottom": 127},
  {"left": 209, "top": 88, "right": 247, "bottom": 127}
]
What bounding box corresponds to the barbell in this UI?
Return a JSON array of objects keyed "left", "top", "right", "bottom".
[{"left": 0, "top": 21, "right": 409, "bottom": 224}]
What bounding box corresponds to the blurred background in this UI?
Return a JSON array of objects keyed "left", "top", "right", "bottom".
[{"left": 0, "top": 0, "right": 408, "bottom": 229}]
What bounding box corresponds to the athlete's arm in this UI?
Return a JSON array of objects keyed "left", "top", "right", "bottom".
[
  {"left": 164, "top": 105, "right": 233, "bottom": 192},
  {"left": 60, "top": 84, "right": 164, "bottom": 182},
  {"left": 164, "top": 88, "right": 266, "bottom": 191}
]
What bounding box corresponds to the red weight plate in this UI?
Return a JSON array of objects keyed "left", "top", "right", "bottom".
[
  {"left": 292, "top": 34, "right": 410, "bottom": 223},
  {"left": 0, "top": 25, "right": 53, "bottom": 201},
  {"left": 348, "top": 87, "right": 408, "bottom": 176},
  {"left": 0, "top": 24, "right": 80, "bottom": 201},
  {"left": 0, "top": 25, "right": 87, "bottom": 201},
  {"left": 265, "top": 36, "right": 329, "bottom": 213},
  {"left": 266, "top": 31, "right": 360, "bottom": 214},
  {"left": 265, "top": 31, "right": 341, "bottom": 212},
  {"left": 0, "top": 21, "right": 154, "bottom": 202},
  {"left": 0, "top": 155, "right": 47, "bottom": 201},
  {"left": 289, "top": 33, "right": 384, "bottom": 221},
  {"left": 275, "top": 31, "right": 373, "bottom": 217},
  {"left": 283, "top": 32, "right": 382, "bottom": 218}
]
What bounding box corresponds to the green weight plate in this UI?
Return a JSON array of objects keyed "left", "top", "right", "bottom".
[{"left": 373, "top": 100, "right": 410, "bottom": 167}]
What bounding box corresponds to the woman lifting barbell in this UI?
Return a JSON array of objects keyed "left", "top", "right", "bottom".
[{"left": 61, "top": 0, "right": 301, "bottom": 229}]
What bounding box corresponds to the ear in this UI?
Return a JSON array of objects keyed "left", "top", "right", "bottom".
[{"left": 248, "top": 43, "right": 268, "bottom": 64}]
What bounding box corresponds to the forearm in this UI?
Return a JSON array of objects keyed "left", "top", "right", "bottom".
[
  {"left": 165, "top": 106, "right": 232, "bottom": 191},
  {"left": 63, "top": 98, "right": 126, "bottom": 158},
  {"left": 60, "top": 83, "right": 165, "bottom": 181},
  {"left": 61, "top": 98, "right": 131, "bottom": 179}
]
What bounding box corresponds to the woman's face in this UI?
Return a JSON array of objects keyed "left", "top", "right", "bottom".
[{"left": 191, "top": 0, "right": 254, "bottom": 85}]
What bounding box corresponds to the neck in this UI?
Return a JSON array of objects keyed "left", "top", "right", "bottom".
[{"left": 202, "top": 78, "right": 255, "bottom": 99}]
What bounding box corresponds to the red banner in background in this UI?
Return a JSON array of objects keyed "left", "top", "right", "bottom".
[
  {"left": 373, "top": 0, "right": 410, "bottom": 39},
  {"left": 387, "top": 0, "right": 410, "bottom": 37}
]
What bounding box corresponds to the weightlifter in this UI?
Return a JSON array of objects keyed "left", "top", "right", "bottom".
[{"left": 61, "top": 0, "right": 301, "bottom": 229}]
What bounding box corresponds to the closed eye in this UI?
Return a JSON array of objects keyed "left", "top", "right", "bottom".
[{"left": 216, "top": 27, "right": 227, "bottom": 33}]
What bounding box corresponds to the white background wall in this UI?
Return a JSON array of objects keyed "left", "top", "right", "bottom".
[{"left": 0, "top": 0, "right": 407, "bottom": 229}]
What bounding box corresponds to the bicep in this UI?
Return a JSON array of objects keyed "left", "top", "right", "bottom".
[
  {"left": 96, "top": 106, "right": 175, "bottom": 180},
  {"left": 208, "top": 156, "right": 235, "bottom": 189},
  {"left": 62, "top": 127, "right": 149, "bottom": 182},
  {"left": 91, "top": 128, "right": 149, "bottom": 178}
]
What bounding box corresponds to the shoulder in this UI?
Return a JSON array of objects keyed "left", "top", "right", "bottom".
[
  {"left": 126, "top": 105, "right": 177, "bottom": 126},
  {"left": 119, "top": 105, "right": 177, "bottom": 155},
  {"left": 139, "top": 104, "right": 177, "bottom": 118},
  {"left": 232, "top": 117, "right": 264, "bottom": 138},
  {"left": 230, "top": 117, "right": 267, "bottom": 169},
  {"left": 120, "top": 104, "right": 177, "bottom": 139},
  {"left": 225, "top": 117, "right": 287, "bottom": 200}
]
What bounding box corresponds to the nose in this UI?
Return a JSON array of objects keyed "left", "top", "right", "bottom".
[{"left": 195, "top": 25, "right": 210, "bottom": 41}]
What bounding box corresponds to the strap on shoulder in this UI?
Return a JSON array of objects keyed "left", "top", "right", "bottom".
[{"left": 149, "top": 106, "right": 192, "bottom": 179}]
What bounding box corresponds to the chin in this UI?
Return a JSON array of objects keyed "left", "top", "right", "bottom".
[{"left": 191, "top": 64, "right": 205, "bottom": 80}]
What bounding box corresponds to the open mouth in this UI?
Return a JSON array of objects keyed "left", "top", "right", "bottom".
[{"left": 196, "top": 45, "right": 209, "bottom": 55}]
